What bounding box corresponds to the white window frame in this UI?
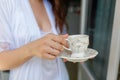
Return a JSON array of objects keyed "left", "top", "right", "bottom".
[{"left": 107, "top": 0, "right": 120, "bottom": 79}]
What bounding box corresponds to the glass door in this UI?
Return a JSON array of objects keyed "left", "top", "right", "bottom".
[{"left": 78, "top": 0, "right": 118, "bottom": 80}]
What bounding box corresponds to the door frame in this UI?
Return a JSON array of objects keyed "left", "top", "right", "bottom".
[{"left": 106, "top": 0, "right": 120, "bottom": 79}]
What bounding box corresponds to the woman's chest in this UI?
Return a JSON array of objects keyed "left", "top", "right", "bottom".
[
  {"left": 10, "top": 0, "right": 57, "bottom": 47},
  {"left": 11, "top": 1, "right": 41, "bottom": 46}
]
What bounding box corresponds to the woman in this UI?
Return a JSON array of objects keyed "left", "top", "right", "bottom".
[{"left": 0, "top": 0, "right": 69, "bottom": 80}]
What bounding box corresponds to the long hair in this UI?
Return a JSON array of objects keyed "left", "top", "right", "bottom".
[{"left": 48, "top": 0, "right": 68, "bottom": 33}]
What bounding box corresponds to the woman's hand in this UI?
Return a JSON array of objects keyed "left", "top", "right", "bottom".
[{"left": 27, "top": 33, "right": 68, "bottom": 60}]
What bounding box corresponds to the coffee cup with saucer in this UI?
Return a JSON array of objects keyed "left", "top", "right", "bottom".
[{"left": 60, "top": 34, "right": 98, "bottom": 62}]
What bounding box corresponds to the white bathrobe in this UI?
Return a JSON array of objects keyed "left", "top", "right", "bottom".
[{"left": 0, "top": 0, "right": 69, "bottom": 80}]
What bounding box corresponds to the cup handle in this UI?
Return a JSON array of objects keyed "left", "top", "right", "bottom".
[
  {"left": 62, "top": 39, "right": 72, "bottom": 54},
  {"left": 63, "top": 39, "right": 70, "bottom": 50}
]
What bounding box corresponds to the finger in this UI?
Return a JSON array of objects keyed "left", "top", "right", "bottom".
[
  {"left": 48, "top": 40, "right": 64, "bottom": 52},
  {"left": 63, "top": 59, "right": 68, "bottom": 62},
  {"left": 59, "top": 35, "right": 68, "bottom": 47},
  {"left": 61, "top": 34, "right": 69, "bottom": 39},
  {"left": 43, "top": 53, "right": 56, "bottom": 60},
  {"left": 45, "top": 46, "right": 61, "bottom": 56},
  {"left": 47, "top": 34, "right": 68, "bottom": 48},
  {"left": 61, "top": 34, "right": 69, "bottom": 48},
  {"left": 48, "top": 34, "right": 67, "bottom": 47},
  {"left": 52, "top": 36, "right": 68, "bottom": 48}
]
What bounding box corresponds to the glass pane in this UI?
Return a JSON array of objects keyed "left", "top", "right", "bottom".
[{"left": 84, "top": 0, "right": 116, "bottom": 80}]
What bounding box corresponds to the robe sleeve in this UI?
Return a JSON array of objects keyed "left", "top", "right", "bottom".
[{"left": 0, "top": 0, "right": 14, "bottom": 52}]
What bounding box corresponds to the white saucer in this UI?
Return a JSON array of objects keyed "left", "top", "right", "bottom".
[{"left": 59, "top": 48, "right": 98, "bottom": 62}]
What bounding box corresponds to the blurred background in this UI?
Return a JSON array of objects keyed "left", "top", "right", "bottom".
[{"left": 0, "top": 0, "right": 120, "bottom": 80}]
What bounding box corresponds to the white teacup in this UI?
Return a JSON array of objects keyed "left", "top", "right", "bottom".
[{"left": 64, "top": 34, "right": 89, "bottom": 58}]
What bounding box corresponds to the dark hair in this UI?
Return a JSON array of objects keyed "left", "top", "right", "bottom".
[{"left": 48, "top": 0, "right": 68, "bottom": 33}]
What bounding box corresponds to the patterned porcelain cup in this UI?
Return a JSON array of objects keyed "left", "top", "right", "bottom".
[{"left": 64, "top": 34, "right": 89, "bottom": 58}]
